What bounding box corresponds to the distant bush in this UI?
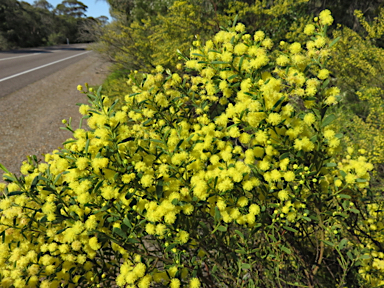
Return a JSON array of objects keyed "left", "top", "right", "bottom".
[
  {"left": 325, "top": 8, "right": 384, "bottom": 189},
  {"left": 0, "top": 34, "right": 10, "bottom": 50},
  {"left": 1, "top": 10, "right": 383, "bottom": 288},
  {"left": 47, "top": 32, "right": 66, "bottom": 46},
  {"left": 91, "top": 0, "right": 311, "bottom": 73}
]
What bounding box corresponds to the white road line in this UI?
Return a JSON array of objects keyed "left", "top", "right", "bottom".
[
  {"left": 0, "top": 53, "right": 40, "bottom": 61},
  {"left": 0, "top": 51, "right": 91, "bottom": 83}
]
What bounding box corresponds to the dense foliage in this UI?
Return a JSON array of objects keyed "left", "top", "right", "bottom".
[
  {"left": 91, "top": 0, "right": 384, "bottom": 72},
  {"left": 94, "top": 0, "right": 384, "bottom": 182},
  {"left": 2, "top": 9, "right": 384, "bottom": 287},
  {"left": 0, "top": 0, "right": 107, "bottom": 50}
]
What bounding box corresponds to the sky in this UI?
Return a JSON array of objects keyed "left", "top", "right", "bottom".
[{"left": 23, "top": 0, "right": 111, "bottom": 20}]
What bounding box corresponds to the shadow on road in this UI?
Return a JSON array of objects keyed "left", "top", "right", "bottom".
[
  {"left": 45, "top": 47, "right": 86, "bottom": 51},
  {"left": 0, "top": 50, "right": 52, "bottom": 54},
  {"left": 0, "top": 44, "right": 87, "bottom": 54}
]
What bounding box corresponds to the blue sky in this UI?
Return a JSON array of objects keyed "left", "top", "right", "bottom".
[{"left": 23, "top": 0, "right": 111, "bottom": 20}]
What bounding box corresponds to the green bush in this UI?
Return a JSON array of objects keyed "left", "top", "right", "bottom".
[
  {"left": 47, "top": 32, "right": 66, "bottom": 46},
  {"left": 1, "top": 10, "right": 383, "bottom": 288},
  {"left": 323, "top": 8, "right": 384, "bottom": 189},
  {"left": 91, "top": 0, "right": 313, "bottom": 73},
  {"left": 0, "top": 34, "right": 10, "bottom": 50}
]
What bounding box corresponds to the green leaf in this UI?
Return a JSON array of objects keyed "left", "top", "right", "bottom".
[
  {"left": 0, "top": 163, "right": 10, "bottom": 174},
  {"left": 310, "top": 135, "right": 318, "bottom": 142},
  {"left": 350, "top": 208, "right": 360, "bottom": 214},
  {"left": 302, "top": 216, "right": 312, "bottom": 222},
  {"left": 280, "top": 246, "right": 292, "bottom": 254},
  {"left": 212, "top": 264, "right": 218, "bottom": 273},
  {"left": 142, "top": 119, "right": 152, "bottom": 126},
  {"left": 56, "top": 228, "right": 67, "bottom": 235},
  {"left": 62, "top": 140, "right": 77, "bottom": 145},
  {"left": 325, "top": 163, "right": 337, "bottom": 167},
  {"left": 347, "top": 251, "right": 354, "bottom": 261},
  {"left": 214, "top": 207, "right": 221, "bottom": 223},
  {"left": 248, "top": 279, "right": 255, "bottom": 288},
  {"left": 329, "top": 36, "right": 340, "bottom": 48},
  {"left": 213, "top": 176, "right": 218, "bottom": 189},
  {"left": 176, "top": 49, "right": 188, "bottom": 60},
  {"left": 232, "top": 14, "right": 239, "bottom": 27},
  {"left": 94, "top": 204, "right": 109, "bottom": 214},
  {"left": 125, "top": 191, "right": 134, "bottom": 200},
  {"left": 156, "top": 179, "right": 164, "bottom": 199},
  {"left": 241, "top": 263, "right": 251, "bottom": 269},
  {"left": 217, "top": 225, "right": 227, "bottom": 232},
  {"left": 211, "top": 60, "right": 228, "bottom": 64},
  {"left": 283, "top": 226, "right": 298, "bottom": 233},
  {"left": 123, "top": 217, "right": 132, "bottom": 229},
  {"left": 235, "top": 249, "right": 247, "bottom": 254},
  {"left": 359, "top": 254, "right": 370, "bottom": 260},
  {"left": 235, "top": 230, "right": 245, "bottom": 239},
  {"left": 113, "top": 228, "right": 127, "bottom": 239},
  {"left": 338, "top": 238, "right": 348, "bottom": 250},
  {"left": 97, "top": 85, "right": 102, "bottom": 96},
  {"left": 7, "top": 191, "right": 23, "bottom": 197},
  {"left": 2, "top": 174, "right": 15, "bottom": 182},
  {"left": 238, "top": 56, "right": 244, "bottom": 70},
  {"left": 279, "top": 152, "right": 290, "bottom": 160},
  {"left": 228, "top": 74, "right": 239, "bottom": 80},
  {"left": 321, "top": 79, "right": 330, "bottom": 90},
  {"left": 270, "top": 96, "right": 286, "bottom": 112},
  {"left": 338, "top": 194, "right": 351, "bottom": 199},
  {"left": 321, "top": 240, "right": 334, "bottom": 247},
  {"left": 107, "top": 216, "right": 119, "bottom": 223},
  {"left": 128, "top": 238, "right": 140, "bottom": 244},
  {"left": 192, "top": 53, "right": 205, "bottom": 57},
  {"left": 186, "top": 133, "right": 195, "bottom": 143},
  {"left": 356, "top": 178, "right": 368, "bottom": 183},
  {"left": 93, "top": 180, "right": 104, "bottom": 195},
  {"left": 165, "top": 243, "right": 177, "bottom": 252},
  {"left": 175, "top": 139, "right": 184, "bottom": 152},
  {"left": 322, "top": 114, "right": 336, "bottom": 127},
  {"left": 268, "top": 234, "right": 277, "bottom": 242},
  {"left": 40, "top": 215, "right": 48, "bottom": 223},
  {"left": 342, "top": 200, "right": 348, "bottom": 210},
  {"left": 129, "top": 92, "right": 140, "bottom": 98},
  {"left": 31, "top": 175, "right": 39, "bottom": 190},
  {"left": 199, "top": 221, "right": 208, "bottom": 232},
  {"left": 84, "top": 139, "right": 90, "bottom": 154},
  {"left": 150, "top": 139, "right": 163, "bottom": 144}
]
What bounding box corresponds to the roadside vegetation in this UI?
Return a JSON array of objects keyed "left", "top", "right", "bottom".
[
  {"left": 0, "top": 0, "right": 108, "bottom": 50},
  {"left": 2, "top": 0, "right": 384, "bottom": 287}
]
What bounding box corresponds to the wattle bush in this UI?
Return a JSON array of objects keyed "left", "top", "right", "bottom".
[
  {"left": 328, "top": 8, "right": 384, "bottom": 182},
  {"left": 0, "top": 10, "right": 383, "bottom": 288}
]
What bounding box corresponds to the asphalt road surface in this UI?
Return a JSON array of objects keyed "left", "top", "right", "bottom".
[{"left": 0, "top": 44, "right": 92, "bottom": 98}]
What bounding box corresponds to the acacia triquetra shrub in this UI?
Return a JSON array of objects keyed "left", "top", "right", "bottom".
[{"left": 0, "top": 10, "right": 382, "bottom": 288}]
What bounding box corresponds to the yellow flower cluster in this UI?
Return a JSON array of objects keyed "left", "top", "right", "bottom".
[{"left": 0, "top": 10, "right": 378, "bottom": 287}]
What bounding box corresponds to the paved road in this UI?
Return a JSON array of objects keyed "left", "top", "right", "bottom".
[{"left": 0, "top": 44, "right": 92, "bottom": 98}]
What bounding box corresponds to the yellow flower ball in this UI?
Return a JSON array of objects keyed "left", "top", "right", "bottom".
[{"left": 304, "top": 24, "right": 316, "bottom": 35}]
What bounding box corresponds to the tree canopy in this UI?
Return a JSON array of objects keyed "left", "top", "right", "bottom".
[{"left": 0, "top": 0, "right": 107, "bottom": 50}]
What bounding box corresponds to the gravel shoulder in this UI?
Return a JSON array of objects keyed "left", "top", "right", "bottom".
[{"left": 0, "top": 53, "right": 111, "bottom": 181}]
